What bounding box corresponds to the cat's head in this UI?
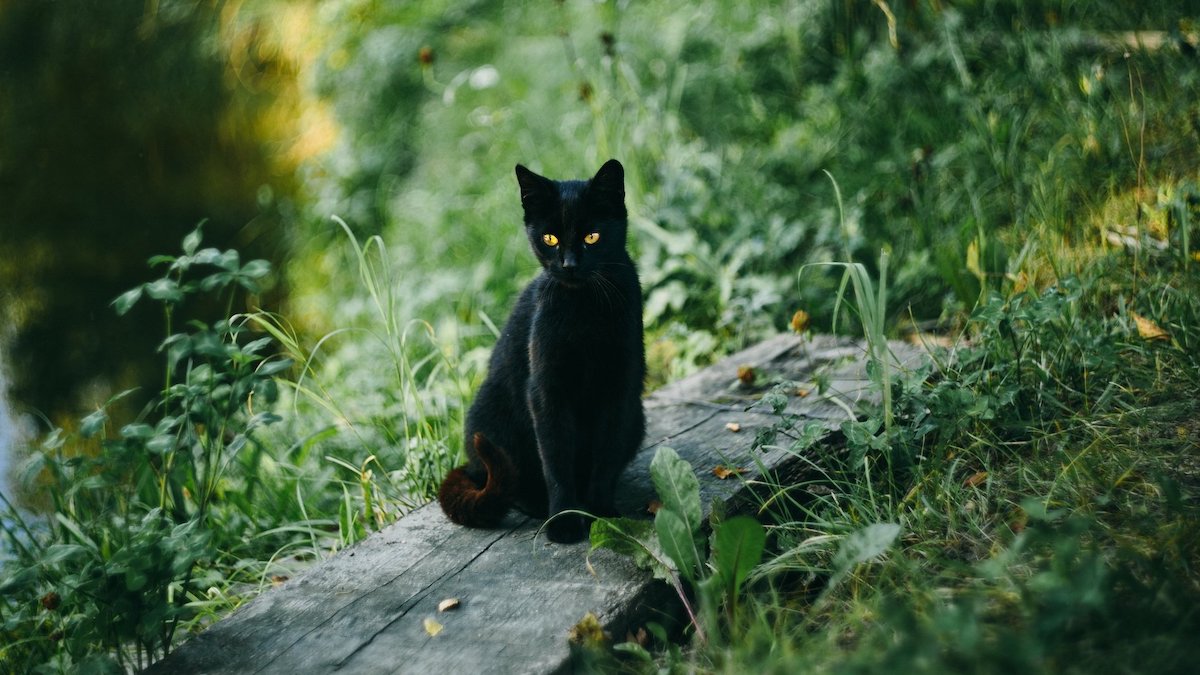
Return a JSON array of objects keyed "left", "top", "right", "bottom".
[{"left": 514, "top": 159, "right": 628, "bottom": 287}]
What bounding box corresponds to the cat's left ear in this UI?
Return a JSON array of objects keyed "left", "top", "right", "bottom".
[
  {"left": 515, "top": 164, "right": 555, "bottom": 210},
  {"left": 589, "top": 159, "right": 624, "bottom": 202}
]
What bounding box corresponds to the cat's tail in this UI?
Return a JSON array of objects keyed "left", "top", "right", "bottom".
[{"left": 438, "top": 432, "right": 515, "bottom": 528}]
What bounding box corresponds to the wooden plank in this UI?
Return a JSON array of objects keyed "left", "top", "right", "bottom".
[{"left": 148, "top": 334, "right": 925, "bottom": 674}]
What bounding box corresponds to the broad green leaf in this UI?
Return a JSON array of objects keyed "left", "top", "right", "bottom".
[
  {"left": 200, "top": 272, "right": 233, "bottom": 292},
  {"left": 257, "top": 358, "right": 294, "bottom": 377},
  {"left": 41, "top": 543, "right": 90, "bottom": 565},
  {"left": 120, "top": 423, "right": 153, "bottom": 440},
  {"left": 243, "top": 336, "right": 274, "bottom": 355},
  {"left": 712, "top": 516, "right": 766, "bottom": 600},
  {"left": 144, "top": 278, "right": 183, "bottom": 303},
  {"left": 80, "top": 409, "right": 108, "bottom": 438},
  {"left": 832, "top": 522, "right": 901, "bottom": 574},
  {"left": 182, "top": 226, "right": 203, "bottom": 255},
  {"left": 612, "top": 642, "right": 653, "bottom": 662},
  {"left": 146, "top": 435, "right": 176, "bottom": 454},
  {"left": 589, "top": 517, "right": 673, "bottom": 582},
  {"left": 112, "top": 286, "right": 143, "bottom": 316},
  {"left": 650, "top": 446, "right": 702, "bottom": 538},
  {"left": 655, "top": 509, "right": 700, "bottom": 582},
  {"left": 240, "top": 258, "right": 271, "bottom": 279},
  {"left": 192, "top": 247, "right": 223, "bottom": 266},
  {"left": 218, "top": 249, "right": 240, "bottom": 272}
]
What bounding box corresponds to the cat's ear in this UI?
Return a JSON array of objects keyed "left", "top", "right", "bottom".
[
  {"left": 588, "top": 158, "right": 624, "bottom": 195},
  {"left": 589, "top": 159, "right": 624, "bottom": 203},
  {"left": 515, "top": 164, "right": 554, "bottom": 210}
]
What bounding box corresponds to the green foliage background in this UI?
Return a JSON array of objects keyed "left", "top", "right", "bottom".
[{"left": 1, "top": 0, "right": 1199, "bottom": 672}]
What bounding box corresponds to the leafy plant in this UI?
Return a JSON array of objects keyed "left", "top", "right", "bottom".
[
  {"left": 1, "top": 225, "right": 290, "bottom": 671},
  {"left": 590, "top": 446, "right": 767, "bottom": 646}
]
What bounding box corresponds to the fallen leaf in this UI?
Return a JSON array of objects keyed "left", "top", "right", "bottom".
[
  {"left": 963, "top": 471, "right": 988, "bottom": 488},
  {"left": 270, "top": 575, "right": 289, "bottom": 586},
  {"left": 424, "top": 617, "right": 444, "bottom": 637},
  {"left": 567, "top": 612, "right": 608, "bottom": 647},
  {"left": 1132, "top": 312, "right": 1169, "bottom": 340},
  {"left": 794, "top": 387, "right": 810, "bottom": 398},
  {"left": 790, "top": 309, "right": 811, "bottom": 334},
  {"left": 713, "top": 465, "right": 747, "bottom": 480},
  {"left": 625, "top": 626, "right": 649, "bottom": 647},
  {"left": 725, "top": 422, "right": 741, "bottom": 433},
  {"left": 438, "top": 598, "right": 460, "bottom": 612},
  {"left": 737, "top": 365, "right": 757, "bottom": 386},
  {"left": 40, "top": 592, "right": 60, "bottom": 611},
  {"left": 646, "top": 499, "right": 662, "bottom": 515}
]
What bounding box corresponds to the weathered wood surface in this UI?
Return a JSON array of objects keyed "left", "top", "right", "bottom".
[{"left": 148, "top": 334, "right": 926, "bottom": 675}]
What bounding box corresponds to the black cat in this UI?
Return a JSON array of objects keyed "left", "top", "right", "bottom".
[{"left": 438, "top": 159, "right": 646, "bottom": 543}]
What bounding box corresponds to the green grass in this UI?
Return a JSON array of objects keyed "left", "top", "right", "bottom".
[{"left": 4, "top": 1, "right": 1200, "bottom": 672}]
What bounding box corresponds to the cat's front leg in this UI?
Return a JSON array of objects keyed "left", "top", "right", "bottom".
[
  {"left": 584, "top": 397, "right": 644, "bottom": 517},
  {"left": 528, "top": 388, "right": 589, "bottom": 543}
]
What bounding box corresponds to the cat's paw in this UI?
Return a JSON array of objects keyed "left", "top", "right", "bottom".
[{"left": 545, "top": 513, "right": 590, "bottom": 543}]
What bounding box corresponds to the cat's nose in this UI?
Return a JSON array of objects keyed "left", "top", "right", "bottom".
[{"left": 562, "top": 250, "right": 578, "bottom": 270}]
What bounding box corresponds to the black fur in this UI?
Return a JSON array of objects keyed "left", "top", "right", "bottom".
[{"left": 438, "top": 159, "right": 645, "bottom": 543}]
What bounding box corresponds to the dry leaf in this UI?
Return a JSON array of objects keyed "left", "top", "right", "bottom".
[
  {"left": 40, "top": 592, "right": 61, "bottom": 611},
  {"left": 963, "top": 471, "right": 988, "bottom": 488},
  {"left": 270, "top": 575, "right": 289, "bottom": 586},
  {"left": 725, "top": 422, "right": 741, "bottom": 433},
  {"left": 625, "top": 626, "right": 649, "bottom": 647},
  {"left": 712, "top": 465, "right": 747, "bottom": 480},
  {"left": 438, "top": 598, "right": 460, "bottom": 612},
  {"left": 790, "top": 309, "right": 811, "bottom": 334},
  {"left": 424, "top": 617, "right": 443, "bottom": 637},
  {"left": 736, "top": 365, "right": 757, "bottom": 386},
  {"left": 567, "top": 612, "right": 608, "bottom": 647},
  {"left": 794, "top": 387, "right": 810, "bottom": 398},
  {"left": 1132, "top": 312, "right": 1169, "bottom": 340},
  {"left": 646, "top": 499, "right": 662, "bottom": 515}
]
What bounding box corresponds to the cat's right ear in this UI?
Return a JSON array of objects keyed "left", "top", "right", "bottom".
[{"left": 515, "top": 164, "right": 554, "bottom": 210}]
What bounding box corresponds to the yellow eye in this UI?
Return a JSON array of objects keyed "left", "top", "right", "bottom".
[
  {"left": 542, "top": 233, "right": 559, "bottom": 247},
  {"left": 583, "top": 232, "right": 600, "bottom": 245}
]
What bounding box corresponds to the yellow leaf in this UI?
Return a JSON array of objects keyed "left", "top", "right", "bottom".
[
  {"left": 424, "top": 617, "right": 443, "bottom": 637},
  {"left": 1131, "top": 312, "right": 1169, "bottom": 340},
  {"left": 736, "top": 365, "right": 757, "bottom": 386},
  {"left": 567, "top": 612, "right": 607, "bottom": 647},
  {"left": 963, "top": 471, "right": 988, "bottom": 488},
  {"left": 438, "top": 598, "right": 460, "bottom": 612},
  {"left": 790, "top": 309, "right": 811, "bottom": 334},
  {"left": 966, "top": 238, "right": 983, "bottom": 280},
  {"left": 712, "top": 465, "right": 747, "bottom": 480}
]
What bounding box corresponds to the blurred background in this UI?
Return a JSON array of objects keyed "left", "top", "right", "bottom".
[{"left": 1, "top": 0, "right": 1197, "bottom": 493}]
